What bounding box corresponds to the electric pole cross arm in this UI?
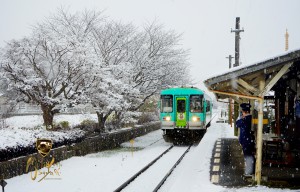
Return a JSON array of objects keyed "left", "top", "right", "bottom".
[{"left": 231, "top": 29, "right": 244, "bottom": 33}]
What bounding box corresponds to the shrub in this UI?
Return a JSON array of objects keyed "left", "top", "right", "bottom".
[
  {"left": 59, "top": 121, "right": 70, "bottom": 129},
  {"left": 76, "top": 119, "right": 98, "bottom": 133},
  {"left": 80, "top": 119, "right": 97, "bottom": 127},
  {"left": 137, "top": 112, "right": 159, "bottom": 124}
]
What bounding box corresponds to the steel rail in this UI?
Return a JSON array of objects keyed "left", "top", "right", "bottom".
[
  {"left": 114, "top": 145, "right": 174, "bottom": 192},
  {"left": 147, "top": 138, "right": 164, "bottom": 147},
  {"left": 153, "top": 145, "right": 192, "bottom": 192}
]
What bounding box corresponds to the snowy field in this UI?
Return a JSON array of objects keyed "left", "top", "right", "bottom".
[
  {"left": 5, "top": 115, "right": 297, "bottom": 192},
  {"left": 3, "top": 114, "right": 98, "bottom": 129},
  {"left": 0, "top": 114, "right": 97, "bottom": 150}
]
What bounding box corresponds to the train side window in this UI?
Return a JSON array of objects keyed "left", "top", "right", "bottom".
[
  {"left": 161, "top": 95, "right": 173, "bottom": 112},
  {"left": 206, "top": 101, "right": 210, "bottom": 112},
  {"left": 190, "top": 95, "right": 203, "bottom": 112}
]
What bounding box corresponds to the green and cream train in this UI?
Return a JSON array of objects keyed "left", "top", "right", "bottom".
[{"left": 160, "top": 87, "right": 213, "bottom": 143}]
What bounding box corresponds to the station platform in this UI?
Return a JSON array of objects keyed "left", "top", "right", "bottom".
[{"left": 210, "top": 138, "right": 300, "bottom": 189}]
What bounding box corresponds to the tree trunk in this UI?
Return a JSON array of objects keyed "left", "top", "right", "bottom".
[
  {"left": 115, "top": 111, "right": 122, "bottom": 128},
  {"left": 41, "top": 104, "right": 55, "bottom": 130},
  {"left": 96, "top": 111, "right": 112, "bottom": 133},
  {"left": 96, "top": 112, "right": 106, "bottom": 133}
]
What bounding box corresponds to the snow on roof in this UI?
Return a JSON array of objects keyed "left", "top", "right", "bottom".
[{"left": 204, "top": 48, "right": 300, "bottom": 86}]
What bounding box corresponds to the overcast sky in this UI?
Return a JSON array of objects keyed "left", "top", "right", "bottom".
[{"left": 1, "top": 0, "right": 300, "bottom": 92}]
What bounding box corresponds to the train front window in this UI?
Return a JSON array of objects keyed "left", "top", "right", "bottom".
[
  {"left": 177, "top": 100, "right": 186, "bottom": 113},
  {"left": 161, "top": 95, "right": 173, "bottom": 112},
  {"left": 190, "top": 95, "right": 203, "bottom": 112}
]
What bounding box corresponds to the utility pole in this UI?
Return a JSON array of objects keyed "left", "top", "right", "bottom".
[
  {"left": 226, "top": 55, "right": 234, "bottom": 69},
  {"left": 231, "top": 17, "right": 244, "bottom": 67},
  {"left": 285, "top": 29, "right": 289, "bottom": 51},
  {"left": 230, "top": 17, "right": 244, "bottom": 133}
]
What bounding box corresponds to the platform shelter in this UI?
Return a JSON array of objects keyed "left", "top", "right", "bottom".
[{"left": 204, "top": 49, "right": 300, "bottom": 184}]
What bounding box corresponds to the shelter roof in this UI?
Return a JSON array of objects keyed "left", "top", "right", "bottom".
[{"left": 204, "top": 49, "right": 300, "bottom": 100}]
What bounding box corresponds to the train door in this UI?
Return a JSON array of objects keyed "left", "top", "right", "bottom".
[{"left": 175, "top": 97, "right": 188, "bottom": 128}]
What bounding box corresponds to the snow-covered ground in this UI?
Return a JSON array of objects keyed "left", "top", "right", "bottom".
[
  {"left": 5, "top": 113, "right": 297, "bottom": 192},
  {"left": 0, "top": 114, "right": 97, "bottom": 150},
  {"left": 4, "top": 114, "right": 98, "bottom": 129}
]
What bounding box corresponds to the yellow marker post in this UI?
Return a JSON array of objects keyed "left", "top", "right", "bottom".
[{"left": 252, "top": 118, "right": 268, "bottom": 125}]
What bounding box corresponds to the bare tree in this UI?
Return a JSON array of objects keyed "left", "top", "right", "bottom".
[
  {"left": 0, "top": 9, "right": 102, "bottom": 129},
  {"left": 86, "top": 21, "right": 136, "bottom": 132},
  {"left": 88, "top": 20, "right": 190, "bottom": 131},
  {"left": 123, "top": 22, "right": 191, "bottom": 110},
  {"left": 1, "top": 9, "right": 190, "bottom": 132}
]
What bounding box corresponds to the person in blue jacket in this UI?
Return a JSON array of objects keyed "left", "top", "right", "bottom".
[{"left": 236, "top": 103, "right": 255, "bottom": 176}]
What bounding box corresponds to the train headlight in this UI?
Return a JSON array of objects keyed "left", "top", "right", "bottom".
[
  {"left": 192, "top": 116, "right": 200, "bottom": 122},
  {"left": 164, "top": 116, "right": 171, "bottom": 121}
]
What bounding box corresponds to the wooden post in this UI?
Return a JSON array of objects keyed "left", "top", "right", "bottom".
[
  {"left": 229, "top": 98, "right": 232, "bottom": 127},
  {"left": 234, "top": 100, "right": 239, "bottom": 136},
  {"left": 275, "top": 98, "right": 281, "bottom": 135},
  {"left": 255, "top": 80, "right": 265, "bottom": 185},
  {"left": 255, "top": 98, "right": 264, "bottom": 184}
]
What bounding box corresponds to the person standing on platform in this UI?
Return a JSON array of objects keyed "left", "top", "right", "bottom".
[{"left": 236, "top": 103, "right": 255, "bottom": 176}]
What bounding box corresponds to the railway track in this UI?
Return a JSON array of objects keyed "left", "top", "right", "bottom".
[{"left": 114, "top": 145, "right": 192, "bottom": 192}]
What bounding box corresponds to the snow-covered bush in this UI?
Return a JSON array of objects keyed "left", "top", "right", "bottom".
[{"left": 0, "top": 126, "right": 85, "bottom": 161}]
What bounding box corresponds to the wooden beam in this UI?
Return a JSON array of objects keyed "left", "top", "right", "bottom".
[
  {"left": 237, "top": 78, "right": 258, "bottom": 93},
  {"left": 252, "top": 74, "right": 265, "bottom": 93},
  {"left": 228, "top": 95, "right": 243, "bottom": 103},
  {"left": 236, "top": 84, "right": 254, "bottom": 96},
  {"left": 259, "top": 62, "right": 293, "bottom": 97},
  {"left": 208, "top": 89, "right": 262, "bottom": 101}
]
